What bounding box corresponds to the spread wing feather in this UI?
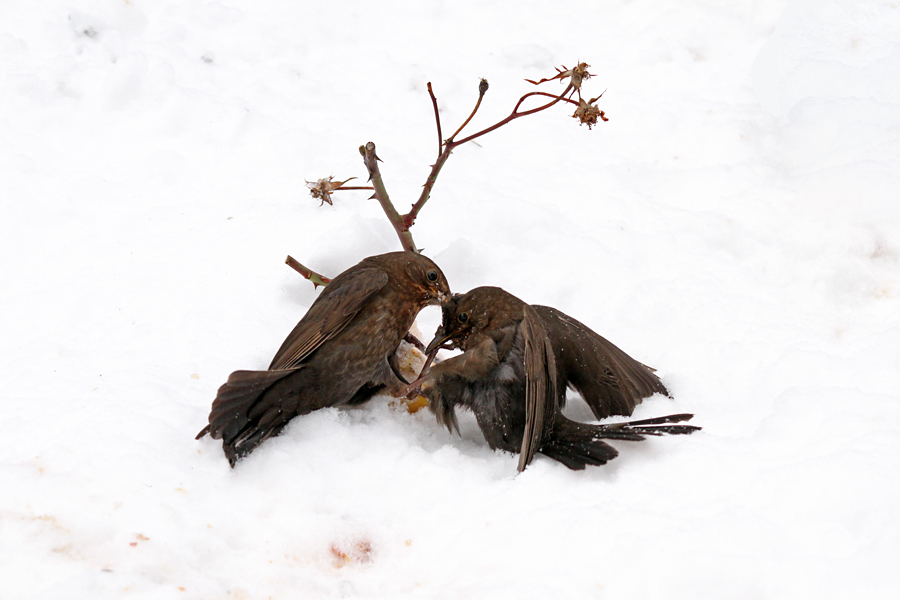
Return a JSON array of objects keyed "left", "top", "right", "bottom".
[
  {"left": 519, "top": 305, "right": 558, "bottom": 472},
  {"left": 533, "top": 305, "right": 668, "bottom": 419}
]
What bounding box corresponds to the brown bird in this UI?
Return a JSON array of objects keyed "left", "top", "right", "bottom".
[
  {"left": 197, "top": 251, "right": 451, "bottom": 466},
  {"left": 415, "top": 287, "right": 698, "bottom": 471}
]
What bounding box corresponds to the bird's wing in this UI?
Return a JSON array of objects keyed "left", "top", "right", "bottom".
[
  {"left": 268, "top": 266, "right": 389, "bottom": 370},
  {"left": 533, "top": 305, "right": 668, "bottom": 419},
  {"left": 519, "top": 305, "right": 558, "bottom": 472}
]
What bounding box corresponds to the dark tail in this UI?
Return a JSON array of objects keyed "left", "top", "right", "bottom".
[
  {"left": 196, "top": 369, "right": 300, "bottom": 467},
  {"left": 594, "top": 413, "right": 700, "bottom": 439},
  {"left": 540, "top": 418, "right": 620, "bottom": 470},
  {"left": 539, "top": 414, "right": 700, "bottom": 471}
]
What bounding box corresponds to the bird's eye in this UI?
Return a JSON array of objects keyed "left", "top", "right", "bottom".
[
  {"left": 458, "top": 312, "right": 469, "bottom": 323},
  {"left": 426, "top": 270, "right": 438, "bottom": 282}
]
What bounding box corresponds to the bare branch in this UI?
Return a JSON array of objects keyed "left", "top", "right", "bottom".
[
  {"left": 302, "top": 63, "right": 604, "bottom": 260},
  {"left": 511, "top": 89, "right": 580, "bottom": 112},
  {"left": 427, "top": 82, "right": 442, "bottom": 159},
  {"left": 360, "top": 142, "right": 418, "bottom": 253},
  {"left": 404, "top": 80, "right": 582, "bottom": 229},
  {"left": 453, "top": 83, "right": 575, "bottom": 146},
  {"left": 285, "top": 255, "right": 332, "bottom": 288},
  {"left": 404, "top": 143, "right": 452, "bottom": 229},
  {"left": 404, "top": 79, "right": 490, "bottom": 228},
  {"left": 446, "top": 78, "right": 489, "bottom": 143}
]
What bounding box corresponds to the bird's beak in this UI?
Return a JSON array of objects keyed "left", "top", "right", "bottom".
[
  {"left": 425, "top": 290, "right": 450, "bottom": 306},
  {"left": 424, "top": 329, "right": 458, "bottom": 354}
]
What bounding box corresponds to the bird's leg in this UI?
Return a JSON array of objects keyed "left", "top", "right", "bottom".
[
  {"left": 403, "top": 332, "right": 426, "bottom": 352},
  {"left": 404, "top": 382, "right": 425, "bottom": 401},
  {"left": 406, "top": 336, "right": 501, "bottom": 401},
  {"left": 387, "top": 334, "right": 436, "bottom": 400},
  {"left": 388, "top": 352, "right": 412, "bottom": 386},
  {"left": 403, "top": 345, "right": 443, "bottom": 398},
  {"left": 377, "top": 354, "right": 421, "bottom": 399}
]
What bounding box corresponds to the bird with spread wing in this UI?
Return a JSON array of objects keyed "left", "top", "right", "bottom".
[{"left": 413, "top": 287, "right": 699, "bottom": 471}]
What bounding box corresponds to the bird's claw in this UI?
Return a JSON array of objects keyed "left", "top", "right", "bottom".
[
  {"left": 405, "top": 378, "right": 427, "bottom": 400},
  {"left": 405, "top": 385, "right": 423, "bottom": 401}
]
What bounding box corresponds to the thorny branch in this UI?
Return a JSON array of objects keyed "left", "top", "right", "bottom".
[
  {"left": 296, "top": 61, "right": 606, "bottom": 286},
  {"left": 447, "top": 78, "right": 489, "bottom": 144},
  {"left": 360, "top": 142, "right": 418, "bottom": 253},
  {"left": 427, "top": 82, "right": 442, "bottom": 158},
  {"left": 285, "top": 255, "right": 332, "bottom": 288},
  {"left": 453, "top": 83, "right": 575, "bottom": 146}
]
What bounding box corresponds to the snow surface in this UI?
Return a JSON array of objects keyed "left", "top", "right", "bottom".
[{"left": 2, "top": 0, "right": 899, "bottom": 598}]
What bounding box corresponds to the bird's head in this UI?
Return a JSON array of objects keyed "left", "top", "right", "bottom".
[
  {"left": 425, "top": 286, "right": 525, "bottom": 353},
  {"left": 384, "top": 251, "right": 451, "bottom": 307}
]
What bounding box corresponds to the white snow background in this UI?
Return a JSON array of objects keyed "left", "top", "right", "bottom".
[{"left": 2, "top": 0, "right": 899, "bottom": 598}]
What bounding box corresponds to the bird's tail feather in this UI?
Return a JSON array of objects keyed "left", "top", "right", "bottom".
[
  {"left": 593, "top": 413, "right": 700, "bottom": 440},
  {"left": 196, "top": 368, "right": 299, "bottom": 467},
  {"left": 540, "top": 414, "right": 700, "bottom": 470},
  {"left": 540, "top": 437, "right": 619, "bottom": 470},
  {"left": 540, "top": 418, "right": 619, "bottom": 470}
]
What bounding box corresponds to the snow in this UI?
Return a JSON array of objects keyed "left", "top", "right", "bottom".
[{"left": 2, "top": 0, "right": 899, "bottom": 598}]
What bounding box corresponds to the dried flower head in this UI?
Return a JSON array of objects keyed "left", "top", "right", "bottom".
[
  {"left": 306, "top": 176, "right": 357, "bottom": 206},
  {"left": 572, "top": 97, "right": 608, "bottom": 129},
  {"left": 526, "top": 62, "right": 594, "bottom": 90},
  {"left": 567, "top": 62, "right": 592, "bottom": 90}
]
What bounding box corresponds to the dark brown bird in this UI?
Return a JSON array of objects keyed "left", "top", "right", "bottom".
[
  {"left": 415, "top": 286, "right": 699, "bottom": 471},
  {"left": 197, "top": 251, "right": 451, "bottom": 466}
]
